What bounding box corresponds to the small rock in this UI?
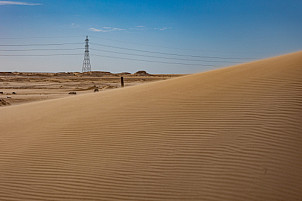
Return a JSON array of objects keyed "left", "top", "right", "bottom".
[{"left": 0, "top": 98, "right": 10, "bottom": 106}]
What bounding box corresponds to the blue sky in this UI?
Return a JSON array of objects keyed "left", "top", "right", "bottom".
[{"left": 0, "top": 0, "right": 301, "bottom": 73}]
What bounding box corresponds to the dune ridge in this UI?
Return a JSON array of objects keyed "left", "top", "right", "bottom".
[{"left": 0, "top": 51, "right": 302, "bottom": 200}]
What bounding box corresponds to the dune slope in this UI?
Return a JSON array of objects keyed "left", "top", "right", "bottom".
[{"left": 0, "top": 51, "right": 302, "bottom": 201}]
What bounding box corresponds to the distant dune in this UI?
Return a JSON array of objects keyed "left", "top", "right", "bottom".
[{"left": 0, "top": 51, "right": 301, "bottom": 200}]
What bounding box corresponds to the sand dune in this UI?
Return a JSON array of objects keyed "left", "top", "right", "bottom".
[{"left": 0, "top": 51, "right": 301, "bottom": 200}]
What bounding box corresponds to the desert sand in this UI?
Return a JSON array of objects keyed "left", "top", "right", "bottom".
[{"left": 0, "top": 51, "right": 301, "bottom": 200}]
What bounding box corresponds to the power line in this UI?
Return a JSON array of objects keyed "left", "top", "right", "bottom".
[
  {"left": 0, "top": 53, "right": 216, "bottom": 66},
  {"left": 90, "top": 35, "right": 261, "bottom": 55},
  {"left": 0, "top": 41, "right": 256, "bottom": 60},
  {"left": 0, "top": 35, "right": 232, "bottom": 54},
  {"left": 0, "top": 48, "right": 84, "bottom": 51},
  {"left": 1, "top": 35, "right": 189, "bottom": 51},
  {"left": 90, "top": 48, "right": 242, "bottom": 63},
  {"left": 90, "top": 42, "right": 256, "bottom": 60},
  {"left": 0, "top": 54, "right": 82, "bottom": 56},
  {"left": 0, "top": 46, "right": 243, "bottom": 64},
  {"left": 0, "top": 47, "right": 241, "bottom": 63},
  {"left": 90, "top": 35, "right": 204, "bottom": 52},
  {"left": 0, "top": 36, "right": 84, "bottom": 40},
  {"left": 0, "top": 42, "right": 83, "bottom": 47},
  {"left": 92, "top": 54, "right": 216, "bottom": 66},
  {"left": 0, "top": 40, "right": 247, "bottom": 67},
  {"left": 0, "top": 35, "right": 259, "bottom": 55}
]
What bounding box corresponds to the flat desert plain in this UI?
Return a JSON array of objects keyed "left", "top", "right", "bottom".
[
  {"left": 0, "top": 71, "right": 182, "bottom": 106},
  {"left": 0, "top": 51, "right": 301, "bottom": 200}
]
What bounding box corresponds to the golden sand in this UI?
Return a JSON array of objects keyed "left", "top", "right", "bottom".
[{"left": 0, "top": 51, "right": 301, "bottom": 200}]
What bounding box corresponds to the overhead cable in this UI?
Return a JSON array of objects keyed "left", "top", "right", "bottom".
[
  {"left": 90, "top": 48, "right": 241, "bottom": 63},
  {"left": 91, "top": 42, "right": 256, "bottom": 60},
  {"left": 92, "top": 54, "right": 216, "bottom": 66}
]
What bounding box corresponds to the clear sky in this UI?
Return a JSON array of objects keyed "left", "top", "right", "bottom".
[{"left": 0, "top": 0, "right": 301, "bottom": 73}]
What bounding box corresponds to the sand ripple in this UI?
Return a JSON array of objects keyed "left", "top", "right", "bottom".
[{"left": 0, "top": 51, "right": 302, "bottom": 200}]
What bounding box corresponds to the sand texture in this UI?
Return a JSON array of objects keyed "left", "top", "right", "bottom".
[{"left": 0, "top": 51, "right": 302, "bottom": 200}]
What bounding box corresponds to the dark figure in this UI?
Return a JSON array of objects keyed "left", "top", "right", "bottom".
[{"left": 121, "top": 77, "right": 124, "bottom": 88}]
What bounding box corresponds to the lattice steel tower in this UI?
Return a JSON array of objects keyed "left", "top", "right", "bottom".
[{"left": 82, "top": 36, "right": 91, "bottom": 72}]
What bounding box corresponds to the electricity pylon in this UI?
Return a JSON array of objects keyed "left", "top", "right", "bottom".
[{"left": 82, "top": 36, "right": 91, "bottom": 72}]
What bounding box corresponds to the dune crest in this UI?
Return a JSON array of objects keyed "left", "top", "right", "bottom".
[{"left": 0, "top": 51, "right": 302, "bottom": 200}]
